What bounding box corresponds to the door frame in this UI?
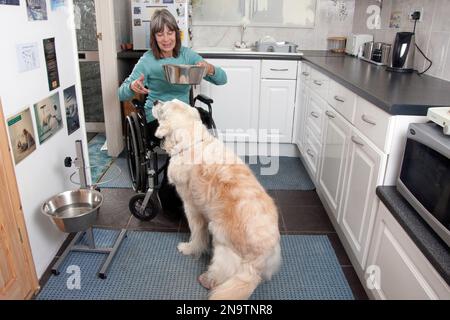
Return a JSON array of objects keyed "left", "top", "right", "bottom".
[
  {"left": 0, "top": 99, "right": 39, "bottom": 299},
  {"left": 94, "top": 0, "right": 123, "bottom": 157}
]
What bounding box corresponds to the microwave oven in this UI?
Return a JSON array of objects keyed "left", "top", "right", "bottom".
[{"left": 397, "top": 122, "right": 450, "bottom": 246}]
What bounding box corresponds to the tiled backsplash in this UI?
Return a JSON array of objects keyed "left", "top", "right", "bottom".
[
  {"left": 192, "top": 0, "right": 355, "bottom": 50},
  {"left": 352, "top": 0, "right": 450, "bottom": 81}
]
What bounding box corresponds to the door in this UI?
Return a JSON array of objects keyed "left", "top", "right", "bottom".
[
  {"left": 0, "top": 101, "right": 38, "bottom": 300},
  {"left": 318, "top": 107, "right": 351, "bottom": 221},
  {"left": 74, "top": 0, "right": 105, "bottom": 131},
  {"left": 201, "top": 59, "right": 261, "bottom": 142},
  {"left": 259, "top": 79, "right": 296, "bottom": 143},
  {"left": 339, "top": 130, "right": 386, "bottom": 268}
]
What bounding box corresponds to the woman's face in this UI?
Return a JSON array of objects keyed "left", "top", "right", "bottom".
[{"left": 155, "top": 25, "right": 176, "bottom": 56}]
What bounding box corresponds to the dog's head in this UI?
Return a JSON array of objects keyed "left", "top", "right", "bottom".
[{"left": 152, "top": 99, "right": 203, "bottom": 153}]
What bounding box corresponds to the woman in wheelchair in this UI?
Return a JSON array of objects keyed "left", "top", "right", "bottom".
[{"left": 118, "top": 9, "right": 227, "bottom": 221}]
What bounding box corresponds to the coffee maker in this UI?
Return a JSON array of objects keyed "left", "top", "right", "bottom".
[{"left": 387, "top": 32, "right": 415, "bottom": 73}]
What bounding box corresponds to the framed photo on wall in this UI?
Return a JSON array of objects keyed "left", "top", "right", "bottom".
[
  {"left": 7, "top": 107, "right": 37, "bottom": 165},
  {"left": 63, "top": 85, "right": 80, "bottom": 135},
  {"left": 33, "top": 92, "right": 63, "bottom": 144}
]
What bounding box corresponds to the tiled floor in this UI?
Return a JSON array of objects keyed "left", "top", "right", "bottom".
[{"left": 39, "top": 188, "right": 368, "bottom": 300}]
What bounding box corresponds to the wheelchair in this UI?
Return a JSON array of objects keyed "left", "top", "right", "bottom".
[{"left": 125, "top": 91, "right": 217, "bottom": 221}]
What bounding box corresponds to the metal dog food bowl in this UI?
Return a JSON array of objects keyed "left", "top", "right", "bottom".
[
  {"left": 41, "top": 188, "right": 103, "bottom": 233},
  {"left": 163, "top": 64, "right": 207, "bottom": 85}
]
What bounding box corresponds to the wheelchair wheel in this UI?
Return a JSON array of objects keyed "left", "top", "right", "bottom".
[
  {"left": 129, "top": 193, "right": 161, "bottom": 221},
  {"left": 126, "top": 116, "right": 141, "bottom": 191}
]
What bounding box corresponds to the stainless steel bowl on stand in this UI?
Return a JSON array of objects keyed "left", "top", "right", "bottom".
[{"left": 41, "top": 140, "right": 127, "bottom": 279}]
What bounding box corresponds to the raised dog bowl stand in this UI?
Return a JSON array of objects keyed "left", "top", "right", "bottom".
[
  {"left": 50, "top": 227, "right": 127, "bottom": 279},
  {"left": 41, "top": 140, "right": 127, "bottom": 279}
]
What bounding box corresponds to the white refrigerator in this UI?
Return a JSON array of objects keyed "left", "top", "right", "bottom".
[{"left": 131, "top": 0, "right": 192, "bottom": 50}]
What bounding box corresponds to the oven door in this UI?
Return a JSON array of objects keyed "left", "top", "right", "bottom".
[{"left": 397, "top": 124, "right": 450, "bottom": 246}]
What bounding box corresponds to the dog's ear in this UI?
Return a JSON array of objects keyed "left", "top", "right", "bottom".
[{"left": 152, "top": 102, "right": 166, "bottom": 120}]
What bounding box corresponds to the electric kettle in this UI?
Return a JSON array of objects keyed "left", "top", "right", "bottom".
[{"left": 387, "top": 32, "right": 415, "bottom": 73}]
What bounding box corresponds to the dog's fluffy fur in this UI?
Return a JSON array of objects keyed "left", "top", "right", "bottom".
[{"left": 153, "top": 99, "right": 281, "bottom": 300}]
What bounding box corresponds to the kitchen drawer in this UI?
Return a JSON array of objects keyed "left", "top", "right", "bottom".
[
  {"left": 300, "top": 63, "right": 312, "bottom": 83},
  {"left": 261, "top": 60, "right": 298, "bottom": 79},
  {"left": 309, "top": 67, "right": 329, "bottom": 97},
  {"left": 304, "top": 126, "right": 321, "bottom": 178},
  {"left": 354, "top": 97, "right": 392, "bottom": 152},
  {"left": 306, "top": 90, "right": 325, "bottom": 139},
  {"left": 328, "top": 80, "right": 356, "bottom": 123}
]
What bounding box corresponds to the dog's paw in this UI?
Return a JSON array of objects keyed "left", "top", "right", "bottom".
[
  {"left": 198, "top": 272, "right": 216, "bottom": 290},
  {"left": 177, "top": 242, "right": 197, "bottom": 256}
]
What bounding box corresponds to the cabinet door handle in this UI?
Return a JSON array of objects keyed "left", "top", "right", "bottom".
[
  {"left": 307, "top": 149, "right": 315, "bottom": 158},
  {"left": 302, "top": 72, "right": 310, "bottom": 76},
  {"left": 310, "top": 111, "right": 320, "bottom": 118},
  {"left": 362, "top": 114, "right": 376, "bottom": 126},
  {"left": 313, "top": 80, "right": 323, "bottom": 86},
  {"left": 334, "top": 95, "right": 345, "bottom": 103},
  {"left": 325, "top": 111, "right": 335, "bottom": 119},
  {"left": 270, "top": 68, "right": 289, "bottom": 72},
  {"left": 351, "top": 136, "right": 365, "bottom": 147}
]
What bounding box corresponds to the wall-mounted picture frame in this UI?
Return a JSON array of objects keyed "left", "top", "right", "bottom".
[
  {"left": 63, "top": 85, "right": 80, "bottom": 135},
  {"left": 0, "top": 0, "right": 20, "bottom": 5},
  {"left": 7, "top": 107, "right": 37, "bottom": 165},
  {"left": 33, "top": 92, "right": 63, "bottom": 144},
  {"left": 26, "top": 0, "right": 48, "bottom": 21}
]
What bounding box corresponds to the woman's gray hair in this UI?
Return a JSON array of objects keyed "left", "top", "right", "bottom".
[{"left": 150, "top": 9, "right": 181, "bottom": 59}]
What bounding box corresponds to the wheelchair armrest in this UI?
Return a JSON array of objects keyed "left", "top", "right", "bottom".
[{"left": 194, "top": 94, "right": 214, "bottom": 106}]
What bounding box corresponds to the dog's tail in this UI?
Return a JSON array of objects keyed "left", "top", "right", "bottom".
[{"left": 208, "top": 267, "right": 261, "bottom": 300}]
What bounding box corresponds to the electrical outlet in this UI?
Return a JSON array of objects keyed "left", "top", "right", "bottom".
[{"left": 409, "top": 8, "right": 424, "bottom": 21}]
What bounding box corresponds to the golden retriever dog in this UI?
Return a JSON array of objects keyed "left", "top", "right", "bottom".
[{"left": 152, "top": 99, "right": 281, "bottom": 300}]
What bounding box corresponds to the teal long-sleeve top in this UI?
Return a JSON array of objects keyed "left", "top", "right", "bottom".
[{"left": 118, "top": 46, "right": 227, "bottom": 122}]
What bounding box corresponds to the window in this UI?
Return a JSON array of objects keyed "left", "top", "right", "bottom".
[{"left": 192, "top": 0, "right": 317, "bottom": 28}]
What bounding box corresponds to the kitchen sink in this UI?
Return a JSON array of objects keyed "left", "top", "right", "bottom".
[{"left": 255, "top": 41, "right": 298, "bottom": 53}]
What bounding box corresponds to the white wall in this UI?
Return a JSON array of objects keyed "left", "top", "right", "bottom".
[
  {"left": 192, "top": 0, "right": 355, "bottom": 50},
  {"left": 353, "top": 0, "right": 450, "bottom": 81},
  {"left": 0, "top": 1, "right": 89, "bottom": 278}
]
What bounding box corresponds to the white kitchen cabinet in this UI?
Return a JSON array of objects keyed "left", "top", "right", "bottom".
[
  {"left": 200, "top": 59, "right": 261, "bottom": 142},
  {"left": 318, "top": 106, "right": 351, "bottom": 221},
  {"left": 259, "top": 79, "right": 296, "bottom": 143},
  {"left": 339, "top": 129, "right": 387, "bottom": 268},
  {"left": 366, "top": 202, "right": 450, "bottom": 300}
]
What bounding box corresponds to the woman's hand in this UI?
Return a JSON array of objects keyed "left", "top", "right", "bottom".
[
  {"left": 130, "top": 74, "right": 150, "bottom": 95},
  {"left": 197, "top": 61, "right": 215, "bottom": 76}
]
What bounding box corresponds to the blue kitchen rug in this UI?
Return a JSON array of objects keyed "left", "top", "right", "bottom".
[
  {"left": 99, "top": 154, "right": 315, "bottom": 191},
  {"left": 245, "top": 156, "right": 315, "bottom": 191},
  {"left": 88, "top": 133, "right": 114, "bottom": 183},
  {"left": 36, "top": 230, "right": 353, "bottom": 300}
]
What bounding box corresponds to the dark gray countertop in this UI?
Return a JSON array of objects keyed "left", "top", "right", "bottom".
[
  {"left": 117, "top": 49, "right": 450, "bottom": 116},
  {"left": 302, "top": 55, "right": 450, "bottom": 116},
  {"left": 376, "top": 186, "right": 450, "bottom": 285}
]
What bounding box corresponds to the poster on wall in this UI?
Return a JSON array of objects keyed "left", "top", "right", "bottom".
[
  {"left": 43, "top": 37, "right": 60, "bottom": 91},
  {"left": 26, "top": 0, "right": 48, "bottom": 21},
  {"left": 33, "top": 92, "right": 63, "bottom": 144},
  {"left": 16, "top": 42, "right": 40, "bottom": 73},
  {"left": 63, "top": 85, "right": 80, "bottom": 135},
  {"left": 0, "top": 0, "right": 20, "bottom": 5},
  {"left": 51, "top": 0, "right": 66, "bottom": 10},
  {"left": 7, "top": 108, "right": 37, "bottom": 165}
]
